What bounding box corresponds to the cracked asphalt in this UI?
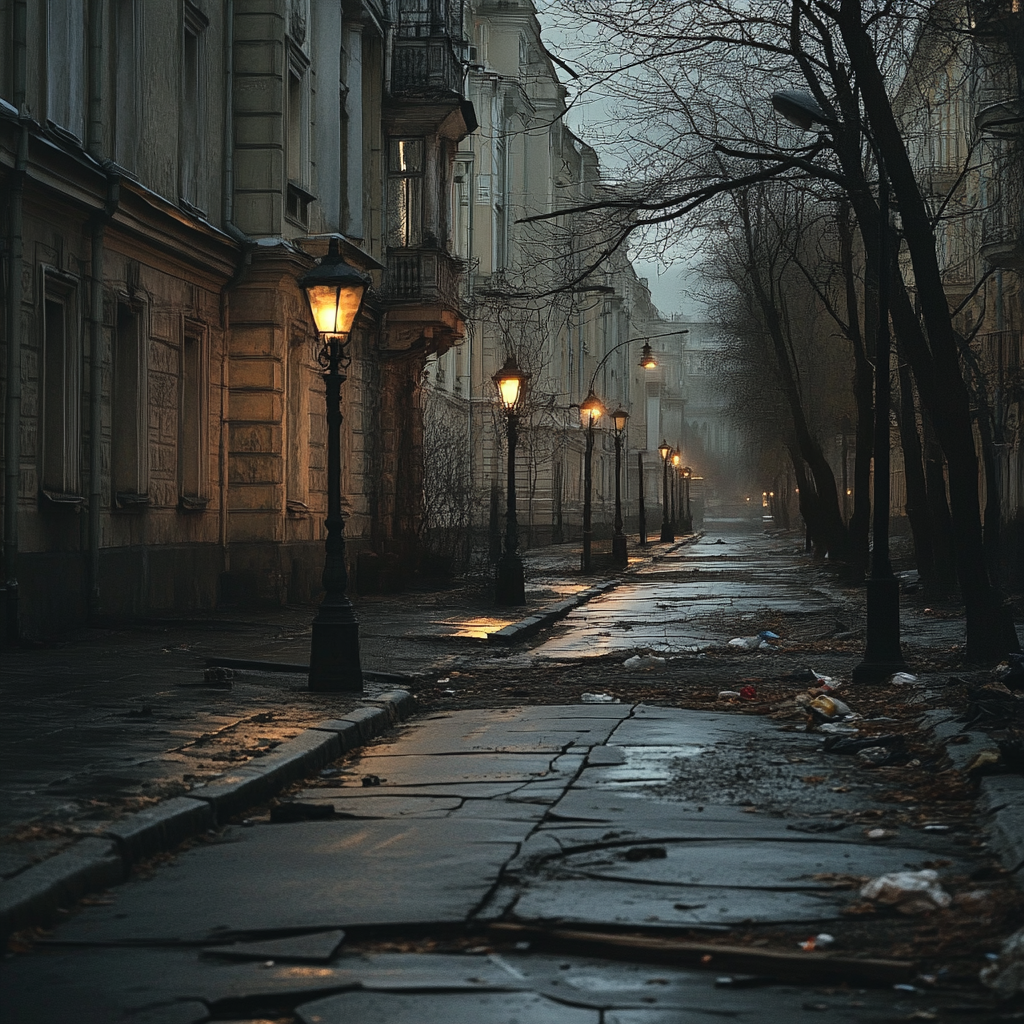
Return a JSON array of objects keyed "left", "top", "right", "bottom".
[{"left": 3, "top": 509, "right": 1023, "bottom": 1022}]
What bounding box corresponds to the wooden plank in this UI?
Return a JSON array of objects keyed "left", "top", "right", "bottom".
[{"left": 486, "top": 923, "right": 915, "bottom": 986}]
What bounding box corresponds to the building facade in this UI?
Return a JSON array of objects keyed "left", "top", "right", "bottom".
[{"left": 0, "top": 0, "right": 475, "bottom": 637}]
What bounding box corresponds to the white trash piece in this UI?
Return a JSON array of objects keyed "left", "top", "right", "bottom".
[
  {"left": 623, "top": 654, "right": 667, "bottom": 670},
  {"left": 728, "top": 636, "right": 761, "bottom": 650},
  {"left": 818, "top": 722, "right": 860, "bottom": 735},
  {"left": 718, "top": 690, "right": 742, "bottom": 700},
  {"left": 860, "top": 869, "right": 951, "bottom": 910},
  {"left": 581, "top": 692, "right": 617, "bottom": 703},
  {"left": 980, "top": 925, "right": 1024, "bottom": 998},
  {"left": 890, "top": 671, "right": 919, "bottom": 684}
]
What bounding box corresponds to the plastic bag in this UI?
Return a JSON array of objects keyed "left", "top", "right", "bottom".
[
  {"left": 860, "top": 869, "right": 951, "bottom": 911},
  {"left": 581, "top": 692, "right": 617, "bottom": 703},
  {"left": 623, "top": 654, "right": 666, "bottom": 670},
  {"left": 729, "top": 636, "right": 761, "bottom": 649}
]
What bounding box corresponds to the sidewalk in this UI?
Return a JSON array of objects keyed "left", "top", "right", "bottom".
[{"left": 0, "top": 536, "right": 676, "bottom": 878}]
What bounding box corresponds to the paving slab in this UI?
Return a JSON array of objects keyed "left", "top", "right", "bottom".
[
  {"left": 326, "top": 751, "right": 563, "bottom": 787},
  {"left": 54, "top": 818, "right": 531, "bottom": 942}
]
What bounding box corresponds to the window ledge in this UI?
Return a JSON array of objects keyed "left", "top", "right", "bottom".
[
  {"left": 178, "top": 495, "right": 209, "bottom": 512},
  {"left": 115, "top": 492, "right": 151, "bottom": 511},
  {"left": 41, "top": 490, "right": 85, "bottom": 506}
]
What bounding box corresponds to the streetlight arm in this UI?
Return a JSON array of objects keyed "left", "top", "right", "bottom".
[{"left": 587, "top": 328, "right": 688, "bottom": 395}]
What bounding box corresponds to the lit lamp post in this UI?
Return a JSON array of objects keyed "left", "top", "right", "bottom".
[
  {"left": 658, "top": 440, "right": 673, "bottom": 543},
  {"left": 681, "top": 466, "right": 692, "bottom": 533},
  {"left": 580, "top": 389, "right": 605, "bottom": 573},
  {"left": 771, "top": 89, "right": 906, "bottom": 682},
  {"left": 611, "top": 407, "right": 629, "bottom": 566},
  {"left": 298, "top": 238, "right": 370, "bottom": 692},
  {"left": 493, "top": 354, "right": 530, "bottom": 605}
]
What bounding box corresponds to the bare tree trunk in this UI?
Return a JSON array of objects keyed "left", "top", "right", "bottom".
[{"left": 895, "top": 362, "right": 937, "bottom": 589}]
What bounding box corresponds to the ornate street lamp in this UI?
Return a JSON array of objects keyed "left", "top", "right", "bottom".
[
  {"left": 658, "top": 440, "right": 673, "bottom": 543},
  {"left": 580, "top": 389, "right": 605, "bottom": 573},
  {"left": 671, "top": 451, "right": 681, "bottom": 533},
  {"left": 493, "top": 354, "right": 530, "bottom": 605},
  {"left": 639, "top": 343, "right": 658, "bottom": 370},
  {"left": 611, "top": 407, "right": 629, "bottom": 566},
  {"left": 681, "top": 465, "right": 692, "bottom": 533},
  {"left": 298, "top": 237, "right": 370, "bottom": 692}
]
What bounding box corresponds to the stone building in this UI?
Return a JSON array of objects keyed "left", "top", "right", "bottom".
[
  {"left": 0, "top": 0, "right": 475, "bottom": 638},
  {"left": 422, "top": 0, "right": 687, "bottom": 554}
]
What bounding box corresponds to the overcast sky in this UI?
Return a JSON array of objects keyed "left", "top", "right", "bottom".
[{"left": 533, "top": 3, "right": 701, "bottom": 321}]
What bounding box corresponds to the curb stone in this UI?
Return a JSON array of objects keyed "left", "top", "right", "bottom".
[
  {"left": 488, "top": 534, "right": 702, "bottom": 646},
  {"left": 921, "top": 707, "right": 1024, "bottom": 886},
  {"left": 0, "top": 690, "right": 415, "bottom": 941}
]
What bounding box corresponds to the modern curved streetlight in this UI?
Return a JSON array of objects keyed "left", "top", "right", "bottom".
[
  {"left": 771, "top": 88, "right": 906, "bottom": 682},
  {"left": 493, "top": 354, "right": 531, "bottom": 605},
  {"left": 298, "top": 237, "right": 371, "bottom": 692}
]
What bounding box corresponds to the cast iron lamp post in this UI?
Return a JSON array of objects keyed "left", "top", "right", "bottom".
[
  {"left": 671, "top": 452, "right": 681, "bottom": 533},
  {"left": 298, "top": 238, "right": 370, "bottom": 692},
  {"left": 579, "top": 389, "right": 605, "bottom": 573},
  {"left": 493, "top": 354, "right": 530, "bottom": 605},
  {"left": 611, "top": 407, "right": 629, "bottom": 566},
  {"left": 681, "top": 465, "right": 692, "bottom": 533},
  {"left": 658, "top": 440, "right": 673, "bottom": 543},
  {"left": 771, "top": 89, "right": 906, "bottom": 682}
]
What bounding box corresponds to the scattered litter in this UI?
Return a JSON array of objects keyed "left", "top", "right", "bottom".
[
  {"left": 890, "top": 672, "right": 918, "bottom": 684},
  {"left": 623, "top": 654, "right": 666, "bottom": 670},
  {"left": 816, "top": 722, "right": 860, "bottom": 735},
  {"left": 966, "top": 749, "right": 1003, "bottom": 774},
  {"left": 980, "top": 926, "right": 1024, "bottom": 998},
  {"left": 922, "top": 824, "right": 951, "bottom": 833},
  {"left": 714, "top": 975, "right": 771, "bottom": 988},
  {"left": 729, "top": 636, "right": 761, "bottom": 650},
  {"left": 738, "top": 685, "right": 757, "bottom": 700},
  {"left": 993, "top": 653, "right": 1024, "bottom": 690},
  {"left": 441, "top": 689, "right": 457, "bottom": 696},
  {"left": 758, "top": 630, "right": 780, "bottom": 641},
  {"left": 581, "top": 692, "right": 618, "bottom": 703},
  {"left": 809, "top": 695, "right": 854, "bottom": 719},
  {"left": 270, "top": 802, "right": 334, "bottom": 823},
  {"left": 892, "top": 983, "right": 920, "bottom": 993},
  {"left": 857, "top": 746, "right": 893, "bottom": 768},
  {"left": 718, "top": 690, "right": 742, "bottom": 700},
  {"left": 809, "top": 668, "right": 841, "bottom": 691},
  {"left": 864, "top": 828, "right": 898, "bottom": 841},
  {"left": 514, "top": 941, "right": 531, "bottom": 951},
  {"left": 799, "top": 933, "right": 835, "bottom": 952},
  {"left": 437, "top": 677, "right": 451, "bottom": 685},
  {"left": 319, "top": 767, "right": 342, "bottom": 778},
  {"left": 860, "top": 869, "right": 951, "bottom": 912},
  {"left": 261, "top": 960, "right": 275, "bottom": 969},
  {"left": 361, "top": 775, "right": 384, "bottom": 787},
  {"left": 824, "top": 734, "right": 903, "bottom": 755}
]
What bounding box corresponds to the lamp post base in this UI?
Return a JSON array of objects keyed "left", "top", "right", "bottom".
[
  {"left": 495, "top": 552, "right": 525, "bottom": 606},
  {"left": 660, "top": 525, "right": 674, "bottom": 543},
  {"left": 309, "top": 605, "right": 364, "bottom": 692},
  {"left": 852, "top": 575, "right": 907, "bottom": 683},
  {"left": 612, "top": 533, "right": 627, "bottom": 566}
]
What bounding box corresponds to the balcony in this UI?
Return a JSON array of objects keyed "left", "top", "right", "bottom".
[
  {"left": 381, "top": 247, "right": 467, "bottom": 356},
  {"left": 392, "top": 35, "right": 462, "bottom": 98}
]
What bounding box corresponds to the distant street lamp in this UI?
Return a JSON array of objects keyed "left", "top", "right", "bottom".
[
  {"left": 611, "top": 407, "right": 629, "bottom": 566},
  {"left": 658, "top": 440, "right": 673, "bottom": 543},
  {"left": 671, "top": 451, "right": 681, "bottom": 533},
  {"left": 681, "top": 465, "right": 693, "bottom": 533},
  {"left": 580, "top": 389, "right": 605, "bottom": 573},
  {"left": 771, "top": 89, "right": 906, "bottom": 681},
  {"left": 493, "top": 354, "right": 531, "bottom": 605},
  {"left": 298, "top": 237, "right": 370, "bottom": 692}
]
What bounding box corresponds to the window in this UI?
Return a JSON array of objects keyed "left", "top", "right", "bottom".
[
  {"left": 286, "top": 43, "right": 313, "bottom": 227},
  {"left": 387, "top": 138, "right": 424, "bottom": 247},
  {"left": 180, "top": 4, "right": 208, "bottom": 211},
  {"left": 40, "top": 270, "right": 82, "bottom": 499},
  {"left": 111, "top": 303, "right": 148, "bottom": 505},
  {"left": 114, "top": 0, "right": 142, "bottom": 171},
  {"left": 46, "top": 0, "right": 86, "bottom": 139},
  {"left": 286, "top": 333, "right": 310, "bottom": 509},
  {"left": 179, "top": 325, "right": 207, "bottom": 507}
]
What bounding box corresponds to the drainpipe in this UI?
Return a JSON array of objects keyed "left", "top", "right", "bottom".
[
  {"left": 4, "top": 0, "right": 28, "bottom": 644},
  {"left": 86, "top": 0, "right": 119, "bottom": 619}
]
